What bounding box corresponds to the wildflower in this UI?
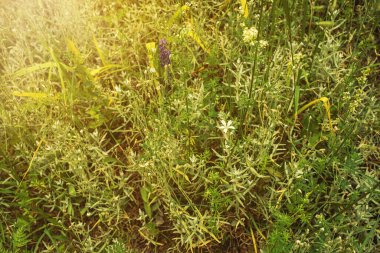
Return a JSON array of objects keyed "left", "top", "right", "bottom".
[
  {"left": 343, "top": 88, "right": 364, "bottom": 114},
  {"left": 242, "top": 26, "right": 258, "bottom": 45},
  {"left": 293, "top": 53, "right": 303, "bottom": 64},
  {"left": 114, "top": 85, "right": 122, "bottom": 93},
  {"left": 218, "top": 120, "right": 235, "bottom": 134},
  {"left": 190, "top": 154, "right": 197, "bottom": 164},
  {"left": 259, "top": 40, "right": 268, "bottom": 48},
  {"left": 357, "top": 67, "right": 370, "bottom": 85},
  {"left": 148, "top": 67, "right": 156, "bottom": 73},
  {"left": 159, "top": 38, "right": 171, "bottom": 67}
]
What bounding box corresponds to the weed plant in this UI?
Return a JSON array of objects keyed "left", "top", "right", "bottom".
[{"left": 0, "top": 0, "right": 379, "bottom": 252}]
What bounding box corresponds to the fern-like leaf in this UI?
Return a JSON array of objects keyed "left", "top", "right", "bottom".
[{"left": 12, "top": 219, "right": 29, "bottom": 253}]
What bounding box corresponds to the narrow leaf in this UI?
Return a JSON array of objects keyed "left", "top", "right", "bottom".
[
  {"left": 316, "top": 21, "right": 335, "bottom": 27},
  {"left": 49, "top": 48, "right": 67, "bottom": 104},
  {"left": 13, "top": 62, "right": 56, "bottom": 77},
  {"left": 294, "top": 85, "right": 300, "bottom": 120},
  {"left": 249, "top": 226, "right": 258, "bottom": 253},
  {"left": 187, "top": 30, "right": 209, "bottom": 54},
  {"left": 66, "top": 38, "right": 83, "bottom": 64},
  {"left": 294, "top": 97, "right": 333, "bottom": 131}
]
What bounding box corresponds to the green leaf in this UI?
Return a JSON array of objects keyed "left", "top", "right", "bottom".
[
  {"left": 294, "top": 85, "right": 300, "bottom": 119},
  {"left": 12, "top": 219, "right": 29, "bottom": 252},
  {"left": 143, "top": 202, "right": 152, "bottom": 219},
  {"left": 140, "top": 186, "right": 150, "bottom": 203},
  {"left": 12, "top": 62, "right": 56, "bottom": 77},
  {"left": 68, "top": 184, "right": 76, "bottom": 197},
  {"left": 316, "top": 21, "right": 335, "bottom": 27}
]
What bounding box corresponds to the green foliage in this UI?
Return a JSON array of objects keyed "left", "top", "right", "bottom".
[
  {"left": 0, "top": 244, "right": 10, "bottom": 253},
  {"left": 105, "top": 239, "right": 134, "bottom": 253},
  {"left": 0, "top": 0, "right": 379, "bottom": 252},
  {"left": 12, "top": 219, "right": 30, "bottom": 252}
]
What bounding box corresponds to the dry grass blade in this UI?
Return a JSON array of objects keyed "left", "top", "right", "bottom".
[
  {"left": 295, "top": 97, "right": 333, "bottom": 130},
  {"left": 21, "top": 138, "right": 45, "bottom": 182},
  {"left": 250, "top": 225, "right": 258, "bottom": 253}
]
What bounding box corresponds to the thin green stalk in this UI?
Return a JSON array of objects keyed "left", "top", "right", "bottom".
[{"left": 241, "top": 0, "right": 264, "bottom": 136}]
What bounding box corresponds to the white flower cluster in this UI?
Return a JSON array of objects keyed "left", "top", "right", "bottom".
[
  {"left": 242, "top": 26, "right": 268, "bottom": 48},
  {"left": 242, "top": 26, "right": 258, "bottom": 45},
  {"left": 258, "top": 40, "right": 268, "bottom": 48}
]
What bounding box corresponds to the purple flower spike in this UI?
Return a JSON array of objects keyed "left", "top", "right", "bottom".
[{"left": 159, "top": 39, "right": 171, "bottom": 67}]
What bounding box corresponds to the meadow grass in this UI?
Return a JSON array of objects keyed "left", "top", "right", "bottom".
[{"left": 0, "top": 0, "right": 379, "bottom": 252}]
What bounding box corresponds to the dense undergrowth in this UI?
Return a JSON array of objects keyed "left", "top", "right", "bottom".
[{"left": 0, "top": 0, "right": 379, "bottom": 252}]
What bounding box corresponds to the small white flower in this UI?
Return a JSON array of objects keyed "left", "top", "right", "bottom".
[
  {"left": 218, "top": 120, "right": 235, "bottom": 134},
  {"left": 115, "top": 85, "right": 122, "bottom": 93},
  {"left": 149, "top": 67, "right": 156, "bottom": 73},
  {"left": 190, "top": 155, "right": 197, "bottom": 164}
]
